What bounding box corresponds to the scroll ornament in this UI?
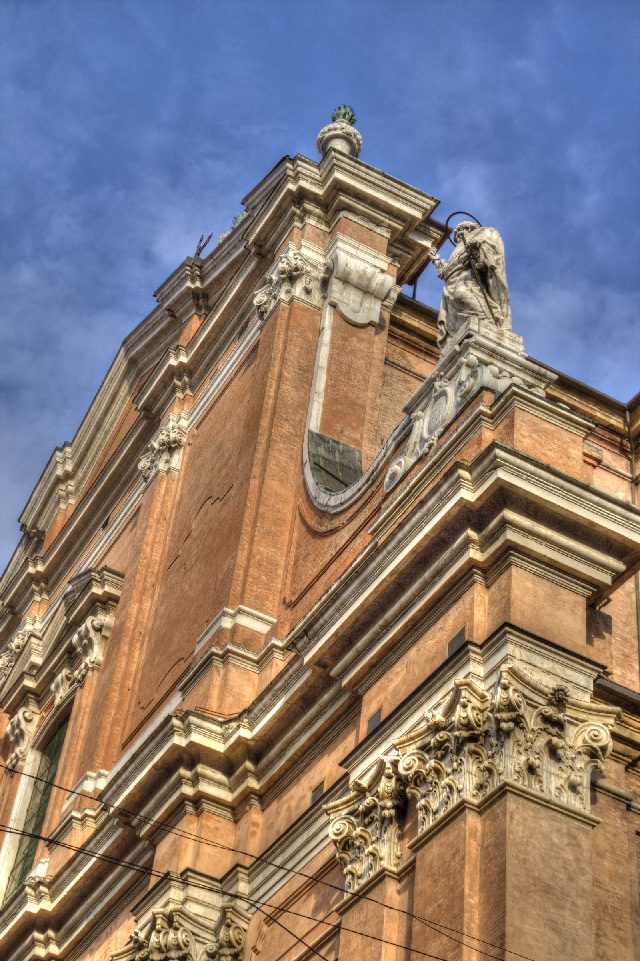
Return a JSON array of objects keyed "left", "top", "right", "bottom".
[
  {"left": 71, "top": 610, "right": 112, "bottom": 684},
  {"left": 139, "top": 414, "right": 189, "bottom": 482},
  {"left": 253, "top": 249, "right": 320, "bottom": 322},
  {"left": 326, "top": 673, "right": 613, "bottom": 891},
  {"left": 6, "top": 705, "right": 39, "bottom": 770},
  {"left": 113, "top": 908, "right": 246, "bottom": 961},
  {"left": 324, "top": 758, "right": 405, "bottom": 893},
  {"left": 0, "top": 620, "right": 42, "bottom": 692}
]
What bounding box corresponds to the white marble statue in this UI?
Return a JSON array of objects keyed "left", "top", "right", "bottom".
[{"left": 428, "top": 222, "right": 511, "bottom": 348}]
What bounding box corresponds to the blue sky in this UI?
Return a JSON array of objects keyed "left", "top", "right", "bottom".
[{"left": 1, "top": 0, "right": 639, "bottom": 569}]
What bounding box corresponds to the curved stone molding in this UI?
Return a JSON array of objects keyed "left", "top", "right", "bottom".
[
  {"left": 326, "top": 670, "right": 615, "bottom": 890},
  {"left": 301, "top": 236, "right": 400, "bottom": 511},
  {"left": 6, "top": 703, "right": 39, "bottom": 770},
  {"left": 384, "top": 332, "right": 556, "bottom": 491},
  {"left": 138, "top": 412, "right": 189, "bottom": 483},
  {"left": 252, "top": 244, "right": 323, "bottom": 323},
  {"left": 324, "top": 758, "right": 405, "bottom": 893}
]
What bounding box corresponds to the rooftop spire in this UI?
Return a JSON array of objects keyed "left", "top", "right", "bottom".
[{"left": 317, "top": 104, "right": 362, "bottom": 159}]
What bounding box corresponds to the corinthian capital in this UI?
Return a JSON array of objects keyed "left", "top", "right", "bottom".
[{"left": 324, "top": 757, "right": 405, "bottom": 892}]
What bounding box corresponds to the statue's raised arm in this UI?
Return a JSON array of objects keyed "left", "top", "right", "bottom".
[{"left": 428, "top": 221, "right": 512, "bottom": 350}]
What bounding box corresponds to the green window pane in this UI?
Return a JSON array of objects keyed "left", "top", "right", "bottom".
[{"left": 3, "top": 718, "right": 69, "bottom": 904}]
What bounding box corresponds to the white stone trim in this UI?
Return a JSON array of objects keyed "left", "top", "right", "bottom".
[{"left": 194, "top": 606, "right": 277, "bottom": 653}]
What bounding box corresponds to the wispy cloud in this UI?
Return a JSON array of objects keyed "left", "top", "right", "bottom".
[{"left": 1, "top": 0, "right": 638, "bottom": 568}]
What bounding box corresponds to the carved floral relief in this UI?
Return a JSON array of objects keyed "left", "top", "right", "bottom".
[
  {"left": 326, "top": 672, "right": 613, "bottom": 892},
  {"left": 253, "top": 248, "right": 321, "bottom": 322}
]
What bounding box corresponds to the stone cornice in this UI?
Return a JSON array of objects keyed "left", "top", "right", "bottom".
[
  {"left": 290, "top": 439, "right": 640, "bottom": 678},
  {"left": 1, "top": 147, "right": 451, "bottom": 622}
]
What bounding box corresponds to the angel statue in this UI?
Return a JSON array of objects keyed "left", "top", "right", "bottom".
[{"left": 428, "top": 221, "right": 511, "bottom": 349}]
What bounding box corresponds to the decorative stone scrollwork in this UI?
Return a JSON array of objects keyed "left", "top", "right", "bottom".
[
  {"left": 326, "top": 671, "right": 614, "bottom": 890},
  {"left": 50, "top": 667, "right": 74, "bottom": 706},
  {"left": 6, "top": 704, "right": 39, "bottom": 770},
  {"left": 112, "top": 906, "right": 246, "bottom": 961},
  {"left": 114, "top": 912, "right": 194, "bottom": 961},
  {"left": 202, "top": 909, "right": 246, "bottom": 961},
  {"left": 384, "top": 334, "right": 555, "bottom": 491},
  {"left": 71, "top": 608, "right": 114, "bottom": 684},
  {"left": 0, "top": 619, "right": 43, "bottom": 691},
  {"left": 138, "top": 413, "right": 189, "bottom": 483},
  {"left": 394, "top": 673, "right": 612, "bottom": 834},
  {"left": 324, "top": 758, "right": 405, "bottom": 892},
  {"left": 324, "top": 244, "right": 396, "bottom": 328},
  {"left": 253, "top": 247, "right": 321, "bottom": 322}
]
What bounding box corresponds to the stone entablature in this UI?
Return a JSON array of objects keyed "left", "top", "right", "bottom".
[{"left": 325, "top": 639, "right": 618, "bottom": 892}]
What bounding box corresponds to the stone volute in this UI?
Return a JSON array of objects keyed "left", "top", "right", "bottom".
[{"left": 317, "top": 104, "right": 362, "bottom": 158}]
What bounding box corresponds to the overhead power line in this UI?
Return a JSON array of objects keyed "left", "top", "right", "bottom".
[
  {"left": 0, "top": 761, "right": 539, "bottom": 961},
  {"left": 0, "top": 822, "right": 457, "bottom": 961}
]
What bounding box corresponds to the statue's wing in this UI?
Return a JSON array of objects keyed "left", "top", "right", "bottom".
[{"left": 472, "top": 227, "right": 511, "bottom": 324}]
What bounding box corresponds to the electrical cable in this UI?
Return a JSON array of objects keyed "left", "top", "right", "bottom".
[
  {"left": 0, "top": 822, "right": 458, "bottom": 961},
  {"left": 0, "top": 760, "right": 538, "bottom": 961},
  {"left": 0, "top": 822, "right": 332, "bottom": 961}
]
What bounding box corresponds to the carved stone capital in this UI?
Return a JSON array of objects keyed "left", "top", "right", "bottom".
[
  {"left": 6, "top": 703, "right": 39, "bottom": 770},
  {"left": 327, "top": 646, "right": 616, "bottom": 892},
  {"left": 139, "top": 412, "right": 189, "bottom": 483},
  {"left": 110, "top": 870, "right": 250, "bottom": 961},
  {"left": 394, "top": 670, "right": 613, "bottom": 835},
  {"left": 324, "top": 757, "right": 405, "bottom": 892},
  {"left": 253, "top": 245, "right": 323, "bottom": 322}
]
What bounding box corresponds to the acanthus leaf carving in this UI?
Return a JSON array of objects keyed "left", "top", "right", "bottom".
[
  {"left": 253, "top": 246, "right": 321, "bottom": 322},
  {"left": 112, "top": 905, "right": 247, "bottom": 961},
  {"left": 324, "top": 757, "right": 405, "bottom": 892},
  {"left": 139, "top": 413, "right": 189, "bottom": 483},
  {"left": 327, "top": 669, "right": 615, "bottom": 891}
]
